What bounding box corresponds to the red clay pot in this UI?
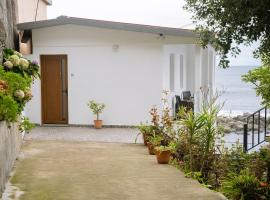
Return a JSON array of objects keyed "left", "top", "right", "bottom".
[
  {"left": 94, "top": 120, "right": 103, "bottom": 129},
  {"left": 260, "top": 182, "right": 268, "bottom": 188},
  {"left": 147, "top": 143, "right": 155, "bottom": 155},
  {"left": 155, "top": 150, "right": 171, "bottom": 164}
]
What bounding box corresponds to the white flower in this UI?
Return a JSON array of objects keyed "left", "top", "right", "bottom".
[
  {"left": 14, "top": 51, "right": 23, "bottom": 58},
  {"left": 14, "top": 90, "right": 25, "bottom": 99},
  {"left": 3, "top": 61, "right": 13, "bottom": 69},
  {"left": 9, "top": 55, "right": 20, "bottom": 66},
  {"left": 24, "top": 88, "right": 32, "bottom": 100},
  {"left": 19, "top": 58, "right": 29, "bottom": 69}
]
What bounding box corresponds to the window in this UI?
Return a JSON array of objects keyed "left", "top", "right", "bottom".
[
  {"left": 179, "top": 55, "right": 184, "bottom": 89},
  {"left": 170, "top": 54, "right": 175, "bottom": 92},
  {"left": 209, "top": 51, "right": 213, "bottom": 85}
]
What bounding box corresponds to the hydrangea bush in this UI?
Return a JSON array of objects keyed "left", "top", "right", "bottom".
[{"left": 0, "top": 48, "right": 40, "bottom": 122}]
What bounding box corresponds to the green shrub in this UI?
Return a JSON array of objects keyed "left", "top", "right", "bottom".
[
  {"left": 3, "top": 48, "right": 40, "bottom": 78},
  {"left": 19, "top": 116, "right": 35, "bottom": 133},
  {"left": 0, "top": 93, "right": 19, "bottom": 122},
  {"left": 0, "top": 66, "right": 32, "bottom": 112},
  {"left": 0, "top": 48, "right": 40, "bottom": 123},
  {"left": 137, "top": 124, "right": 154, "bottom": 135},
  {"left": 223, "top": 143, "right": 250, "bottom": 174},
  {"left": 222, "top": 169, "right": 262, "bottom": 200},
  {"left": 135, "top": 123, "right": 155, "bottom": 143},
  {"left": 0, "top": 66, "right": 31, "bottom": 94}
]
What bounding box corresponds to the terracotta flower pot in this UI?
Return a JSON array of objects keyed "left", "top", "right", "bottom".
[
  {"left": 147, "top": 143, "right": 155, "bottom": 155},
  {"left": 260, "top": 182, "right": 268, "bottom": 188},
  {"left": 94, "top": 120, "right": 103, "bottom": 129},
  {"left": 155, "top": 150, "right": 171, "bottom": 164}
]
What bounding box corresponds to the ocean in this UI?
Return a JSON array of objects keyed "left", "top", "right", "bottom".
[{"left": 216, "top": 65, "right": 262, "bottom": 116}]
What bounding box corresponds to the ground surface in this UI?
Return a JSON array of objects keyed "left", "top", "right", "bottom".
[
  {"left": 3, "top": 127, "right": 226, "bottom": 200},
  {"left": 25, "top": 126, "right": 140, "bottom": 143}
]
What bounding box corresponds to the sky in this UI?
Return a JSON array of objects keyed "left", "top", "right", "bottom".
[{"left": 47, "top": 0, "right": 261, "bottom": 66}]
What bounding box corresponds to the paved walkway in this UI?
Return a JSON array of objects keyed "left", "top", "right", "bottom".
[
  {"left": 24, "top": 126, "right": 141, "bottom": 143},
  {"left": 3, "top": 127, "right": 225, "bottom": 200}
]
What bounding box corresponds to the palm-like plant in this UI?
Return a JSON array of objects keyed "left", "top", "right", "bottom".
[
  {"left": 200, "top": 92, "right": 223, "bottom": 176},
  {"left": 178, "top": 107, "right": 206, "bottom": 172}
]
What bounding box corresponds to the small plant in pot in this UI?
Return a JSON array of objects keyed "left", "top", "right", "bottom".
[
  {"left": 87, "top": 100, "right": 105, "bottom": 129},
  {"left": 147, "top": 134, "right": 163, "bottom": 155},
  {"left": 155, "top": 142, "right": 176, "bottom": 164},
  {"left": 135, "top": 124, "right": 154, "bottom": 145}
]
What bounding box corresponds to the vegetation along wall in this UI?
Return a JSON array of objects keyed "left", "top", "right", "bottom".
[
  {"left": 0, "top": 0, "right": 37, "bottom": 196},
  {"left": 0, "top": 0, "right": 18, "bottom": 196}
]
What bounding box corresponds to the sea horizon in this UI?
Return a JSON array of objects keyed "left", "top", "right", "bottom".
[{"left": 216, "top": 65, "right": 262, "bottom": 116}]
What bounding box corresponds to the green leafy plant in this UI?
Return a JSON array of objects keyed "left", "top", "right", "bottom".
[
  {"left": 185, "top": 171, "right": 210, "bottom": 186},
  {"left": 87, "top": 100, "right": 105, "bottom": 120},
  {"left": 0, "top": 48, "right": 40, "bottom": 123},
  {"left": 224, "top": 142, "right": 250, "bottom": 175},
  {"left": 184, "top": 0, "right": 270, "bottom": 68},
  {"left": 136, "top": 124, "right": 153, "bottom": 135},
  {"left": 0, "top": 66, "right": 32, "bottom": 112},
  {"left": 148, "top": 133, "right": 164, "bottom": 147},
  {"left": 155, "top": 141, "right": 177, "bottom": 153},
  {"left": 135, "top": 123, "right": 154, "bottom": 143},
  {"left": 177, "top": 106, "right": 206, "bottom": 172},
  {"left": 19, "top": 116, "right": 35, "bottom": 133},
  {"left": 199, "top": 91, "right": 223, "bottom": 178},
  {"left": 0, "top": 93, "right": 19, "bottom": 122},
  {"left": 242, "top": 54, "right": 270, "bottom": 107},
  {"left": 258, "top": 146, "right": 270, "bottom": 183},
  {"left": 222, "top": 169, "right": 261, "bottom": 200}
]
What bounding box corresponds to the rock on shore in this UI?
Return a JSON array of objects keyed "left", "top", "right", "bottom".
[{"left": 217, "top": 113, "right": 251, "bottom": 134}]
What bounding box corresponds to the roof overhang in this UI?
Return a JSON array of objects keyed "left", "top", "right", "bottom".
[{"left": 17, "top": 16, "right": 197, "bottom": 38}]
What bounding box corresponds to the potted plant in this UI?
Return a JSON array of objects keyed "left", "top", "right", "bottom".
[
  {"left": 87, "top": 100, "right": 105, "bottom": 129},
  {"left": 155, "top": 142, "right": 176, "bottom": 164},
  {"left": 147, "top": 134, "right": 163, "bottom": 155},
  {"left": 136, "top": 124, "right": 154, "bottom": 145}
]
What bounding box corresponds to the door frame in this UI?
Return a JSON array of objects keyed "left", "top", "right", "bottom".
[{"left": 40, "top": 54, "right": 69, "bottom": 125}]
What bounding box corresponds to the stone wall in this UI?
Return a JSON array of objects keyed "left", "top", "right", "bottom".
[
  {"left": 0, "top": 122, "right": 23, "bottom": 195},
  {"left": 0, "top": 0, "right": 18, "bottom": 62},
  {"left": 0, "top": 0, "right": 18, "bottom": 48},
  {"left": 0, "top": 0, "right": 21, "bottom": 196}
]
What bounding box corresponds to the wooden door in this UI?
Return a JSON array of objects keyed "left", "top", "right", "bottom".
[{"left": 41, "top": 55, "right": 68, "bottom": 124}]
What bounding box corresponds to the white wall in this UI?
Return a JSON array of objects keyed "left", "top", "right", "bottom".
[
  {"left": 24, "top": 24, "right": 214, "bottom": 125},
  {"left": 17, "top": 0, "right": 48, "bottom": 23},
  {"left": 25, "top": 25, "right": 186, "bottom": 125},
  {"left": 162, "top": 44, "right": 216, "bottom": 112}
]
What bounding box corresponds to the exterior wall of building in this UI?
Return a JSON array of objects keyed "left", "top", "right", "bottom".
[
  {"left": 18, "top": 0, "right": 50, "bottom": 55},
  {"left": 24, "top": 24, "right": 214, "bottom": 125},
  {"left": 162, "top": 44, "right": 215, "bottom": 112},
  {"left": 17, "top": 0, "right": 48, "bottom": 23}
]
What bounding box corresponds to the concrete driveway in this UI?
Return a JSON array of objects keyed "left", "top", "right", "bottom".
[{"left": 2, "top": 127, "right": 225, "bottom": 200}]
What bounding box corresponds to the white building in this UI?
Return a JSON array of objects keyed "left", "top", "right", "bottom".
[
  {"left": 17, "top": 0, "right": 52, "bottom": 23},
  {"left": 17, "top": 16, "right": 215, "bottom": 126}
]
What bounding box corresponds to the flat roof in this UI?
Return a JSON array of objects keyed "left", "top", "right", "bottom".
[{"left": 17, "top": 16, "right": 196, "bottom": 38}]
